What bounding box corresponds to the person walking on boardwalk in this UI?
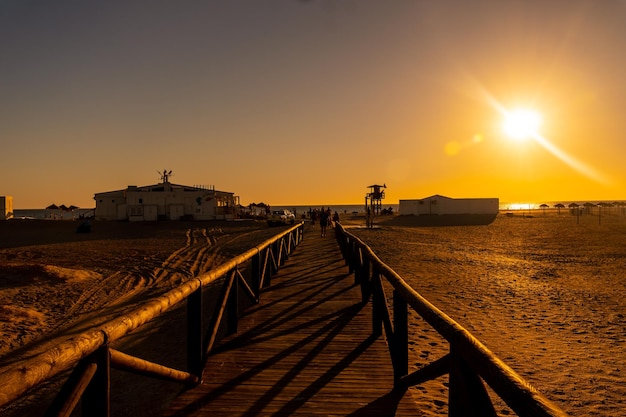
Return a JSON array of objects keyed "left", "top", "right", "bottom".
[
  {"left": 332, "top": 211, "right": 339, "bottom": 227},
  {"left": 319, "top": 208, "right": 329, "bottom": 237},
  {"left": 310, "top": 209, "right": 318, "bottom": 227}
]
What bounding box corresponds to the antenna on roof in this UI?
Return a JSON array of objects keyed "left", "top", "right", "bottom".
[{"left": 157, "top": 169, "right": 173, "bottom": 183}]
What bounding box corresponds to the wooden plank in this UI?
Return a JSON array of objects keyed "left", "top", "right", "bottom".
[{"left": 163, "top": 231, "right": 422, "bottom": 416}]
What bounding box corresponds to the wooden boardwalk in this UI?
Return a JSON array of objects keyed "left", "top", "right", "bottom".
[{"left": 163, "top": 227, "right": 422, "bottom": 417}]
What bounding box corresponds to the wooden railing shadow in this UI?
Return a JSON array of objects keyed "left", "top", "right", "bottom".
[
  {"left": 334, "top": 223, "right": 569, "bottom": 417},
  {"left": 0, "top": 223, "right": 304, "bottom": 417}
]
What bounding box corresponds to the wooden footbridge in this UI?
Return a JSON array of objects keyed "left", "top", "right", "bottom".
[
  {"left": 0, "top": 222, "right": 568, "bottom": 417},
  {"left": 163, "top": 226, "right": 419, "bottom": 416}
]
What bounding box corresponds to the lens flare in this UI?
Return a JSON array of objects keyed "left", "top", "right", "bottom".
[{"left": 503, "top": 109, "right": 542, "bottom": 140}]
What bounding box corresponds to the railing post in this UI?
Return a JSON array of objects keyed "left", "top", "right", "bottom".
[
  {"left": 46, "top": 358, "right": 98, "bottom": 417},
  {"left": 449, "top": 343, "right": 497, "bottom": 417},
  {"left": 347, "top": 240, "right": 355, "bottom": 273},
  {"left": 360, "top": 255, "right": 371, "bottom": 303},
  {"left": 336, "top": 226, "right": 347, "bottom": 260},
  {"left": 353, "top": 247, "right": 362, "bottom": 286},
  {"left": 228, "top": 270, "right": 239, "bottom": 335},
  {"left": 82, "top": 345, "right": 110, "bottom": 417},
  {"left": 263, "top": 248, "right": 273, "bottom": 287},
  {"left": 288, "top": 230, "right": 295, "bottom": 254},
  {"left": 187, "top": 285, "right": 203, "bottom": 378},
  {"left": 271, "top": 241, "right": 280, "bottom": 272},
  {"left": 392, "top": 290, "right": 408, "bottom": 386},
  {"left": 281, "top": 237, "right": 288, "bottom": 265},
  {"left": 251, "top": 251, "right": 261, "bottom": 298},
  {"left": 371, "top": 271, "right": 383, "bottom": 337}
]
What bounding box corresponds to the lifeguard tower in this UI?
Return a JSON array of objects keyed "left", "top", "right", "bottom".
[{"left": 365, "top": 184, "right": 386, "bottom": 227}]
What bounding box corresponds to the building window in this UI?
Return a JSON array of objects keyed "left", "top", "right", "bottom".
[
  {"left": 129, "top": 206, "right": 144, "bottom": 216},
  {"left": 139, "top": 198, "right": 143, "bottom": 204}
]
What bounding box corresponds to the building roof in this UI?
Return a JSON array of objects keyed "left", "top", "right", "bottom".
[{"left": 94, "top": 182, "right": 233, "bottom": 196}]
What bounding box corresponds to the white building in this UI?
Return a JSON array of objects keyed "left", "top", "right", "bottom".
[
  {"left": 94, "top": 181, "right": 239, "bottom": 221},
  {"left": 399, "top": 195, "right": 499, "bottom": 216},
  {"left": 0, "top": 196, "right": 13, "bottom": 220}
]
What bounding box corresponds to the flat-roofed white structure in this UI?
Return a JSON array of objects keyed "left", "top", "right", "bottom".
[
  {"left": 400, "top": 195, "right": 499, "bottom": 216},
  {"left": 94, "top": 181, "right": 239, "bottom": 221},
  {"left": 396, "top": 195, "right": 499, "bottom": 226},
  {"left": 0, "top": 196, "right": 13, "bottom": 220}
]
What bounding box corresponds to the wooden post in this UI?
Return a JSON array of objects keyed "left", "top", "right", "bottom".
[
  {"left": 82, "top": 346, "right": 110, "bottom": 417},
  {"left": 187, "top": 285, "right": 203, "bottom": 378},
  {"left": 110, "top": 349, "right": 198, "bottom": 385},
  {"left": 271, "top": 241, "right": 279, "bottom": 272},
  {"left": 347, "top": 240, "right": 356, "bottom": 273},
  {"left": 251, "top": 251, "right": 261, "bottom": 298},
  {"left": 448, "top": 343, "right": 497, "bottom": 417},
  {"left": 263, "top": 248, "right": 272, "bottom": 287},
  {"left": 228, "top": 270, "right": 239, "bottom": 335},
  {"left": 393, "top": 290, "right": 408, "bottom": 386},
  {"left": 360, "top": 256, "right": 371, "bottom": 303},
  {"left": 353, "top": 248, "right": 362, "bottom": 286},
  {"left": 45, "top": 360, "right": 98, "bottom": 417},
  {"left": 371, "top": 272, "right": 383, "bottom": 337}
]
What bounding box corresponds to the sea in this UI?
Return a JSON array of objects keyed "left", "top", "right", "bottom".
[
  {"left": 273, "top": 200, "right": 626, "bottom": 215},
  {"left": 10, "top": 200, "right": 625, "bottom": 220}
]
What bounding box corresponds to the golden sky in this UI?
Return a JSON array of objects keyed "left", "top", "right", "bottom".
[{"left": 2, "top": 1, "right": 625, "bottom": 208}]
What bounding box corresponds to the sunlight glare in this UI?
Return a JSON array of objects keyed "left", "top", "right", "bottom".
[
  {"left": 471, "top": 81, "right": 610, "bottom": 184},
  {"left": 502, "top": 109, "right": 542, "bottom": 140}
]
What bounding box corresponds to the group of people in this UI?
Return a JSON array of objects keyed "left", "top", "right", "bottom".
[{"left": 308, "top": 207, "right": 340, "bottom": 237}]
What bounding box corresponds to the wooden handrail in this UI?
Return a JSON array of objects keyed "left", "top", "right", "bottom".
[
  {"left": 0, "top": 222, "right": 304, "bottom": 415},
  {"left": 334, "top": 223, "right": 568, "bottom": 417}
]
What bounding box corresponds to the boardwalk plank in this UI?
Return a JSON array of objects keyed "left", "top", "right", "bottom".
[{"left": 163, "top": 228, "right": 422, "bottom": 416}]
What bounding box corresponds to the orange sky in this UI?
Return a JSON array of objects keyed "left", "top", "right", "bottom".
[{"left": 2, "top": 1, "right": 625, "bottom": 208}]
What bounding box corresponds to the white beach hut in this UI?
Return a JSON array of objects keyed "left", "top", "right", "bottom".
[
  {"left": 399, "top": 195, "right": 499, "bottom": 216},
  {"left": 396, "top": 195, "right": 499, "bottom": 225}
]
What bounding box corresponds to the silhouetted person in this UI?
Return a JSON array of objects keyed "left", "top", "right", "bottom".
[{"left": 319, "top": 209, "right": 329, "bottom": 237}]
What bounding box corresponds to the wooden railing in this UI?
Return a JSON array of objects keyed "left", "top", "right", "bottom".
[
  {"left": 0, "top": 222, "right": 304, "bottom": 417},
  {"left": 334, "top": 223, "right": 569, "bottom": 417}
]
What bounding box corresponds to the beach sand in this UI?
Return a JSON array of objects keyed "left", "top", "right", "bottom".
[
  {"left": 0, "top": 219, "right": 281, "bottom": 416},
  {"left": 1, "top": 212, "right": 625, "bottom": 416},
  {"left": 348, "top": 210, "right": 626, "bottom": 416}
]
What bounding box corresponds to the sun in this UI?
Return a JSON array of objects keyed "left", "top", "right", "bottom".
[{"left": 502, "top": 109, "right": 542, "bottom": 140}]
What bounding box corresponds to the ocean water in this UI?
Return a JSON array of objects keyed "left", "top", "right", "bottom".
[
  {"left": 501, "top": 200, "right": 626, "bottom": 211},
  {"left": 10, "top": 200, "right": 625, "bottom": 220},
  {"left": 273, "top": 204, "right": 399, "bottom": 216},
  {"left": 277, "top": 200, "right": 626, "bottom": 215}
]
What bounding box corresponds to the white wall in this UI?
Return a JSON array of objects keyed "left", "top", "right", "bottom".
[{"left": 400, "top": 196, "right": 498, "bottom": 216}]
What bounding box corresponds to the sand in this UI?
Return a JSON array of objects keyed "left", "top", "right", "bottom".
[
  {"left": 1, "top": 212, "right": 625, "bottom": 416},
  {"left": 0, "top": 219, "right": 284, "bottom": 415},
  {"left": 349, "top": 210, "right": 626, "bottom": 416}
]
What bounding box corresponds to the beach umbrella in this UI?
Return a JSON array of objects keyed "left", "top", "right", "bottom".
[
  {"left": 540, "top": 203, "right": 548, "bottom": 215},
  {"left": 555, "top": 203, "right": 565, "bottom": 215}
]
